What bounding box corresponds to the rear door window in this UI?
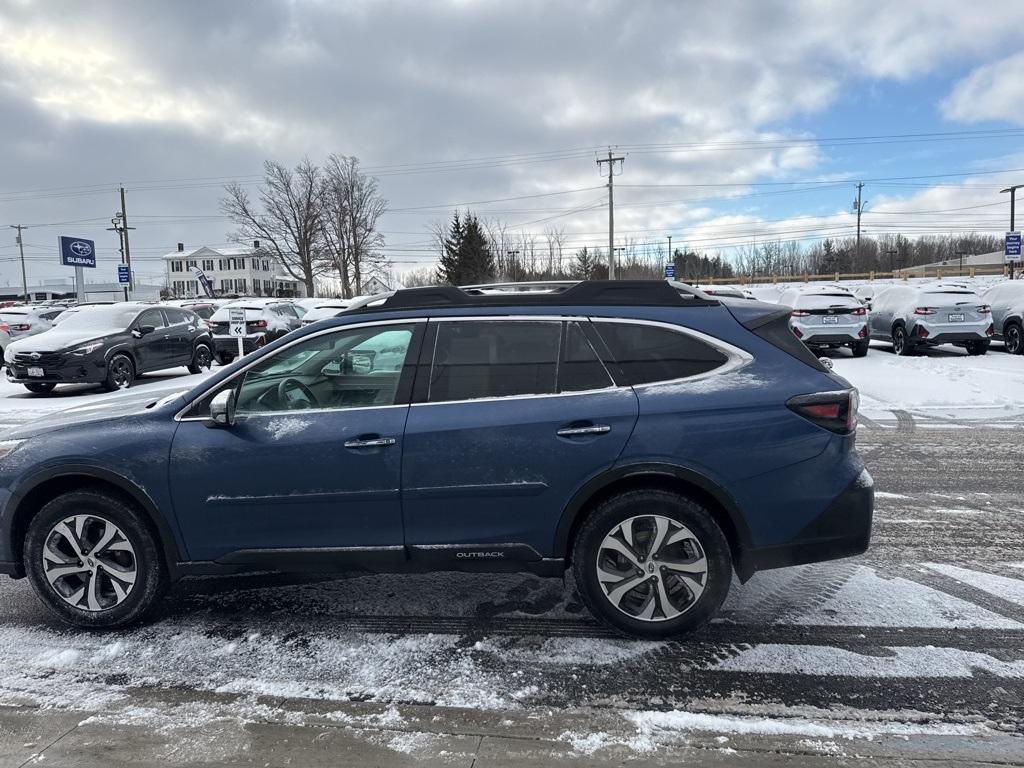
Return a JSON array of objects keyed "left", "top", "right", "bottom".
[
  {"left": 593, "top": 321, "right": 728, "bottom": 386},
  {"left": 560, "top": 322, "right": 613, "bottom": 392},
  {"left": 427, "top": 320, "right": 560, "bottom": 402}
]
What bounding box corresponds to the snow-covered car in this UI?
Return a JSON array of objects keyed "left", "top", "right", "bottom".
[
  {"left": 208, "top": 300, "right": 304, "bottom": 364},
  {"left": 777, "top": 286, "right": 870, "bottom": 357},
  {"left": 300, "top": 300, "right": 353, "bottom": 326},
  {"left": 0, "top": 324, "right": 10, "bottom": 359},
  {"left": 853, "top": 285, "right": 877, "bottom": 311},
  {"left": 0, "top": 306, "right": 66, "bottom": 340},
  {"left": 700, "top": 285, "right": 755, "bottom": 300},
  {"left": 982, "top": 280, "right": 1024, "bottom": 355},
  {"left": 867, "top": 282, "right": 993, "bottom": 356}
]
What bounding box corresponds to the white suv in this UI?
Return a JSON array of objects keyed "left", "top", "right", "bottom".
[
  {"left": 868, "top": 282, "right": 992, "bottom": 356},
  {"left": 777, "top": 286, "right": 870, "bottom": 357}
]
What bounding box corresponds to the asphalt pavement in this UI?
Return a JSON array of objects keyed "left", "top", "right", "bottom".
[{"left": 0, "top": 415, "right": 1021, "bottom": 766}]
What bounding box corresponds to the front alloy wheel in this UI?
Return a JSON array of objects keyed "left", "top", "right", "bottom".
[
  {"left": 41, "top": 514, "right": 137, "bottom": 612},
  {"left": 596, "top": 515, "right": 707, "bottom": 622}
]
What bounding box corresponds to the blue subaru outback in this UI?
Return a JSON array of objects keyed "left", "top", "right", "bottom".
[{"left": 0, "top": 281, "right": 872, "bottom": 638}]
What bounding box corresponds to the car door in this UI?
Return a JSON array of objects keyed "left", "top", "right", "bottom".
[
  {"left": 131, "top": 308, "right": 169, "bottom": 372},
  {"left": 167, "top": 319, "right": 423, "bottom": 563},
  {"left": 161, "top": 308, "right": 192, "bottom": 365},
  {"left": 400, "top": 318, "right": 639, "bottom": 565},
  {"left": 868, "top": 288, "right": 896, "bottom": 337}
]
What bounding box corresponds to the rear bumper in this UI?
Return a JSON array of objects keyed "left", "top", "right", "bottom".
[
  {"left": 213, "top": 335, "right": 265, "bottom": 355},
  {"left": 910, "top": 330, "right": 990, "bottom": 346},
  {"left": 743, "top": 469, "right": 873, "bottom": 576}
]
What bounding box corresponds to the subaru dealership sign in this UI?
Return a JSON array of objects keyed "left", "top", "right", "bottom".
[{"left": 59, "top": 236, "right": 97, "bottom": 268}]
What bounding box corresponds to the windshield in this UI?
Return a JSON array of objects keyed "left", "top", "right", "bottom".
[{"left": 53, "top": 305, "right": 141, "bottom": 331}]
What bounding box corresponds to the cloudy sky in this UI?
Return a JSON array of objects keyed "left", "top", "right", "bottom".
[{"left": 1, "top": 0, "right": 1023, "bottom": 289}]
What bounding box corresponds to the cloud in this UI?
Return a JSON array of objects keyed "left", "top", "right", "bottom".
[{"left": 942, "top": 52, "right": 1024, "bottom": 126}]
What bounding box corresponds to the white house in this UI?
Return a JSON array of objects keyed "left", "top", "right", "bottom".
[{"left": 163, "top": 243, "right": 306, "bottom": 298}]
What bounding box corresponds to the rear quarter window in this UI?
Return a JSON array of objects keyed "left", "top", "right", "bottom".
[{"left": 593, "top": 321, "right": 728, "bottom": 386}]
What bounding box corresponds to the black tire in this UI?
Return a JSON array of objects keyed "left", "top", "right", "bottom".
[
  {"left": 24, "top": 382, "right": 57, "bottom": 394},
  {"left": 23, "top": 489, "right": 167, "bottom": 629},
  {"left": 102, "top": 354, "right": 135, "bottom": 391},
  {"left": 214, "top": 352, "right": 234, "bottom": 366},
  {"left": 892, "top": 326, "right": 914, "bottom": 356},
  {"left": 571, "top": 488, "right": 731, "bottom": 639},
  {"left": 187, "top": 343, "right": 213, "bottom": 374},
  {"left": 1005, "top": 322, "right": 1023, "bottom": 355},
  {"left": 965, "top": 340, "right": 989, "bottom": 356},
  {"left": 851, "top": 339, "right": 870, "bottom": 357}
]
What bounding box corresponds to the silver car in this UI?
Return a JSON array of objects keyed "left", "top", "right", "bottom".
[
  {"left": 778, "top": 286, "right": 870, "bottom": 357},
  {"left": 982, "top": 280, "right": 1024, "bottom": 355},
  {"left": 868, "top": 282, "right": 992, "bottom": 356},
  {"left": 0, "top": 306, "right": 65, "bottom": 340}
]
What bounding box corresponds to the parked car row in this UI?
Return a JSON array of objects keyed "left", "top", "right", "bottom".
[
  {"left": 771, "top": 279, "right": 1024, "bottom": 357},
  {"left": 1, "top": 296, "right": 361, "bottom": 394}
]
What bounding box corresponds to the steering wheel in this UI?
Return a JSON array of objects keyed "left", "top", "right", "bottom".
[{"left": 277, "top": 377, "right": 319, "bottom": 410}]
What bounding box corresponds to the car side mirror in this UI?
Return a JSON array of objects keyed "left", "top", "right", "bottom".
[
  {"left": 206, "top": 388, "right": 236, "bottom": 428},
  {"left": 134, "top": 324, "right": 156, "bottom": 338}
]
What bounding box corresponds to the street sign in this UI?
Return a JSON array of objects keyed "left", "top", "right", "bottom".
[
  {"left": 58, "top": 236, "right": 96, "bottom": 268},
  {"left": 1005, "top": 232, "right": 1022, "bottom": 263},
  {"left": 117, "top": 265, "right": 131, "bottom": 285},
  {"left": 229, "top": 308, "right": 246, "bottom": 337},
  {"left": 664, "top": 263, "right": 676, "bottom": 279}
]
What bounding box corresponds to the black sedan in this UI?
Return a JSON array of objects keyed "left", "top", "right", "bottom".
[{"left": 4, "top": 303, "right": 213, "bottom": 393}]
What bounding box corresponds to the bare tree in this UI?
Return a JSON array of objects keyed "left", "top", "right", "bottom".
[
  {"left": 320, "top": 155, "right": 388, "bottom": 297},
  {"left": 221, "top": 159, "right": 324, "bottom": 297}
]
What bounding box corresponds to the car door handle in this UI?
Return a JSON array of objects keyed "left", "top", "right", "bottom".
[
  {"left": 344, "top": 436, "right": 397, "bottom": 449},
  {"left": 557, "top": 424, "right": 611, "bottom": 437}
]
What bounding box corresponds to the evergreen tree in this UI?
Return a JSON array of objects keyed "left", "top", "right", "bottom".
[
  {"left": 435, "top": 211, "right": 464, "bottom": 285},
  {"left": 572, "top": 246, "right": 597, "bottom": 279}
]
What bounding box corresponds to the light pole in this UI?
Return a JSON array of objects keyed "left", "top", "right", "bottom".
[
  {"left": 955, "top": 250, "right": 967, "bottom": 277},
  {"left": 1001, "top": 185, "right": 1022, "bottom": 280}
]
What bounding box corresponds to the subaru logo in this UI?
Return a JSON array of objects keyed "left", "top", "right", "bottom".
[
  {"left": 69, "top": 240, "right": 93, "bottom": 257},
  {"left": 30, "top": 352, "right": 41, "bottom": 360}
]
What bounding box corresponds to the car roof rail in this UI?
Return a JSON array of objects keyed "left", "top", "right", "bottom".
[{"left": 346, "top": 280, "right": 719, "bottom": 313}]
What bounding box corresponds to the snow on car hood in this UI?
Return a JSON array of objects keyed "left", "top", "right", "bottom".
[
  {"left": 3, "top": 387, "right": 186, "bottom": 439},
  {"left": 5, "top": 327, "right": 117, "bottom": 356}
]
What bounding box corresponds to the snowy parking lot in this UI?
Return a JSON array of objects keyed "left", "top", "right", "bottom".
[{"left": 0, "top": 348, "right": 1022, "bottom": 765}]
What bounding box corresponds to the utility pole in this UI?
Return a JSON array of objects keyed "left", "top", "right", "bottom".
[
  {"left": 853, "top": 183, "right": 866, "bottom": 266},
  {"left": 667, "top": 235, "right": 672, "bottom": 270},
  {"left": 955, "top": 250, "right": 967, "bottom": 277},
  {"left": 596, "top": 149, "right": 625, "bottom": 279},
  {"left": 1001, "top": 184, "right": 1022, "bottom": 280},
  {"left": 107, "top": 211, "right": 136, "bottom": 301},
  {"left": 9, "top": 225, "right": 28, "bottom": 302},
  {"left": 885, "top": 248, "right": 897, "bottom": 274},
  {"left": 119, "top": 186, "right": 134, "bottom": 293}
]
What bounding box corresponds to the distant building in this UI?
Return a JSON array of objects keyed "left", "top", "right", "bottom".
[
  {"left": 361, "top": 275, "right": 406, "bottom": 295},
  {"left": 0, "top": 278, "right": 161, "bottom": 303},
  {"left": 897, "top": 250, "right": 1007, "bottom": 277},
  {"left": 162, "top": 242, "right": 305, "bottom": 298}
]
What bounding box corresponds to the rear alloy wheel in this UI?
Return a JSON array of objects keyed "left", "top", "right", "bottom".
[
  {"left": 965, "top": 340, "right": 989, "bottom": 356},
  {"left": 851, "top": 339, "right": 870, "bottom": 357},
  {"left": 892, "top": 326, "right": 914, "bottom": 356},
  {"left": 1005, "top": 323, "right": 1023, "bottom": 355},
  {"left": 24, "top": 382, "right": 57, "bottom": 394},
  {"left": 572, "top": 489, "right": 731, "bottom": 638},
  {"left": 103, "top": 354, "right": 135, "bottom": 391},
  {"left": 24, "top": 490, "right": 166, "bottom": 628},
  {"left": 187, "top": 343, "right": 213, "bottom": 374}
]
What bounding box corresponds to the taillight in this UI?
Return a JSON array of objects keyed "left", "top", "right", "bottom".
[
  {"left": 787, "top": 390, "right": 858, "bottom": 434},
  {"left": 247, "top": 319, "right": 268, "bottom": 329},
  {"left": 986, "top": 324, "right": 994, "bottom": 337},
  {"left": 917, "top": 326, "right": 930, "bottom": 338},
  {"left": 792, "top": 327, "right": 803, "bottom": 339},
  {"left": 11, "top": 323, "right": 31, "bottom": 331},
  {"left": 977, "top": 305, "right": 991, "bottom": 314},
  {"left": 791, "top": 310, "right": 810, "bottom": 317},
  {"left": 0, "top": 323, "right": 8, "bottom": 334},
  {"left": 858, "top": 326, "right": 867, "bottom": 339},
  {"left": 913, "top": 307, "right": 936, "bottom": 315},
  {"left": 851, "top": 307, "right": 867, "bottom": 316}
]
